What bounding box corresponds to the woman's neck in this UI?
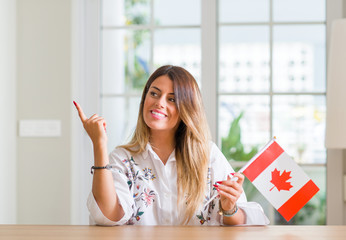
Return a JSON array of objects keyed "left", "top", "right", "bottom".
[{"left": 149, "top": 130, "right": 176, "bottom": 164}]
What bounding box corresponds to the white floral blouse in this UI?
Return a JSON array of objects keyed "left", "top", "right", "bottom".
[{"left": 87, "top": 142, "right": 270, "bottom": 226}]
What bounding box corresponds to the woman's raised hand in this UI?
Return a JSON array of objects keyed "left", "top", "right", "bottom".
[
  {"left": 215, "top": 172, "right": 244, "bottom": 213},
  {"left": 74, "top": 101, "right": 122, "bottom": 221},
  {"left": 73, "top": 101, "right": 107, "bottom": 145}
]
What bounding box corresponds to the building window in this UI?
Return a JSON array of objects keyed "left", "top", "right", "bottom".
[
  {"left": 218, "top": 0, "right": 326, "bottom": 224},
  {"left": 101, "top": 0, "right": 201, "bottom": 150}
]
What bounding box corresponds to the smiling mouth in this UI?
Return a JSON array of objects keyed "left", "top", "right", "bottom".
[{"left": 151, "top": 110, "right": 167, "bottom": 118}]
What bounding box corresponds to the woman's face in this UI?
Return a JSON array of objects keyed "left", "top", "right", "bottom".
[{"left": 143, "top": 75, "right": 181, "bottom": 134}]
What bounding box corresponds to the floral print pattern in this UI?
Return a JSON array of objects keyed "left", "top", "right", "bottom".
[
  {"left": 121, "top": 156, "right": 157, "bottom": 223},
  {"left": 141, "top": 188, "right": 156, "bottom": 207},
  {"left": 114, "top": 147, "right": 228, "bottom": 225},
  {"left": 195, "top": 167, "right": 218, "bottom": 225},
  {"left": 197, "top": 211, "right": 211, "bottom": 225},
  {"left": 143, "top": 168, "right": 156, "bottom": 181},
  {"left": 123, "top": 158, "right": 217, "bottom": 225}
]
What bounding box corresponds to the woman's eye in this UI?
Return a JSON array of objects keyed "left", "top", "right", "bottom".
[
  {"left": 150, "top": 91, "right": 158, "bottom": 97},
  {"left": 169, "top": 98, "right": 175, "bottom": 102}
]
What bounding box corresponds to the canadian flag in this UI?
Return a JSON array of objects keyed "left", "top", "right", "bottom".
[{"left": 240, "top": 138, "right": 319, "bottom": 222}]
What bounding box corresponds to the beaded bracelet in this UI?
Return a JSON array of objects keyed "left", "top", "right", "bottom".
[
  {"left": 90, "top": 164, "right": 115, "bottom": 174},
  {"left": 218, "top": 201, "right": 238, "bottom": 217}
]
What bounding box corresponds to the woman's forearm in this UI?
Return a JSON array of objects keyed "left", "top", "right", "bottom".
[
  {"left": 222, "top": 208, "right": 246, "bottom": 225},
  {"left": 91, "top": 142, "right": 124, "bottom": 222}
]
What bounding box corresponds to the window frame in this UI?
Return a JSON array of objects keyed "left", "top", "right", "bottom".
[{"left": 214, "top": 0, "right": 327, "bottom": 224}]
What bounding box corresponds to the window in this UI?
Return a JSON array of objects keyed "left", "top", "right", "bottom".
[
  {"left": 218, "top": 0, "right": 326, "bottom": 224},
  {"left": 100, "top": 0, "right": 326, "bottom": 225},
  {"left": 101, "top": 0, "right": 201, "bottom": 151}
]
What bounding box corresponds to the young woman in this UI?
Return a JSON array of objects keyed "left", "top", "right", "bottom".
[{"left": 74, "top": 65, "right": 269, "bottom": 226}]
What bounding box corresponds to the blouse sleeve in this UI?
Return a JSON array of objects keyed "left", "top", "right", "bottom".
[
  {"left": 87, "top": 148, "right": 135, "bottom": 226},
  {"left": 209, "top": 142, "right": 270, "bottom": 225}
]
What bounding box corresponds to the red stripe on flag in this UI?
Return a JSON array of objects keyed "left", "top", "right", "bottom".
[
  {"left": 278, "top": 179, "right": 319, "bottom": 222},
  {"left": 243, "top": 141, "right": 284, "bottom": 182}
]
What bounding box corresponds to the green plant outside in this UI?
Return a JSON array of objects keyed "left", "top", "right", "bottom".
[
  {"left": 221, "top": 111, "right": 258, "bottom": 162},
  {"left": 124, "top": 0, "right": 150, "bottom": 92}
]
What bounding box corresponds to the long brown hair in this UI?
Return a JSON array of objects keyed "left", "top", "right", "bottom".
[{"left": 121, "top": 65, "right": 211, "bottom": 224}]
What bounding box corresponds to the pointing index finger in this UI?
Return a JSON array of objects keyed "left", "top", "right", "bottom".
[{"left": 73, "top": 101, "right": 87, "bottom": 123}]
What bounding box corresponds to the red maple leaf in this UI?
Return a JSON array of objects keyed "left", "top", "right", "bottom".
[{"left": 269, "top": 168, "right": 293, "bottom": 191}]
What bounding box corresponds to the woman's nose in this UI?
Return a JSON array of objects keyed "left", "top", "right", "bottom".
[{"left": 155, "top": 97, "right": 166, "bottom": 108}]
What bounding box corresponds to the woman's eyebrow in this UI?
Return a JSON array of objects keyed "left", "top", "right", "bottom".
[{"left": 151, "top": 86, "right": 174, "bottom": 95}]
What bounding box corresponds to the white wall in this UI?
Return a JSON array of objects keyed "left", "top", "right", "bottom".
[
  {"left": 16, "top": 0, "right": 72, "bottom": 224},
  {"left": 0, "top": 0, "right": 93, "bottom": 225},
  {"left": 0, "top": 0, "right": 17, "bottom": 224},
  {"left": 326, "top": 0, "right": 346, "bottom": 225},
  {"left": 70, "top": 0, "right": 99, "bottom": 225}
]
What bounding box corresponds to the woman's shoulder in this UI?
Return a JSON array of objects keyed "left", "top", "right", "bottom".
[
  {"left": 209, "top": 141, "right": 225, "bottom": 160},
  {"left": 109, "top": 144, "right": 145, "bottom": 163},
  {"left": 208, "top": 141, "right": 232, "bottom": 166},
  {"left": 209, "top": 141, "right": 218, "bottom": 150},
  {"left": 110, "top": 145, "right": 130, "bottom": 154},
  {"left": 109, "top": 146, "right": 134, "bottom": 163}
]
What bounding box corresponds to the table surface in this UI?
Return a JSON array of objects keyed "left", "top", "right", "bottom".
[{"left": 1, "top": 225, "right": 346, "bottom": 240}]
